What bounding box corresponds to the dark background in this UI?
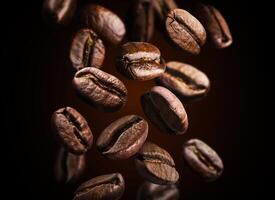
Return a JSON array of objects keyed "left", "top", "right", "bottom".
[{"left": 2, "top": 0, "right": 269, "bottom": 199}]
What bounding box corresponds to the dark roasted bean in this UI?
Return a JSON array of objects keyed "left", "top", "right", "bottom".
[
  {"left": 165, "top": 8, "right": 206, "bottom": 54},
  {"left": 116, "top": 42, "right": 166, "bottom": 81},
  {"left": 156, "top": 61, "right": 210, "bottom": 101},
  {"left": 51, "top": 107, "right": 93, "bottom": 154},
  {"left": 70, "top": 28, "right": 105, "bottom": 70},
  {"left": 73, "top": 173, "right": 125, "bottom": 200},
  {"left": 81, "top": 4, "right": 126, "bottom": 45},
  {"left": 135, "top": 142, "right": 179, "bottom": 184},
  {"left": 141, "top": 86, "right": 188, "bottom": 134},
  {"left": 129, "top": 0, "right": 155, "bottom": 42},
  {"left": 97, "top": 115, "right": 148, "bottom": 159},
  {"left": 72, "top": 68, "right": 127, "bottom": 112},
  {"left": 195, "top": 3, "right": 233, "bottom": 48},
  {"left": 182, "top": 139, "right": 224, "bottom": 181}
]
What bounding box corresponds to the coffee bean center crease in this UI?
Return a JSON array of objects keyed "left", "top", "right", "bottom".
[
  {"left": 189, "top": 145, "right": 220, "bottom": 173},
  {"left": 101, "top": 116, "right": 143, "bottom": 151},
  {"left": 83, "top": 35, "right": 95, "bottom": 67},
  {"left": 169, "top": 12, "right": 202, "bottom": 46},
  {"left": 82, "top": 73, "right": 124, "bottom": 98},
  {"left": 62, "top": 108, "right": 88, "bottom": 146},
  {"left": 165, "top": 68, "right": 207, "bottom": 90}
]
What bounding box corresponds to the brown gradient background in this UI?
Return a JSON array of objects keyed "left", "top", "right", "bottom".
[{"left": 2, "top": 0, "right": 268, "bottom": 199}]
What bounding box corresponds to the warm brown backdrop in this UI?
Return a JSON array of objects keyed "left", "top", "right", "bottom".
[{"left": 2, "top": 0, "right": 267, "bottom": 199}]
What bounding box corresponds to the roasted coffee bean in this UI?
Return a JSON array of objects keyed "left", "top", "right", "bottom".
[
  {"left": 51, "top": 107, "right": 93, "bottom": 154},
  {"left": 42, "top": 0, "right": 77, "bottom": 26},
  {"left": 72, "top": 68, "right": 127, "bottom": 112},
  {"left": 135, "top": 142, "right": 179, "bottom": 184},
  {"left": 141, "top": 86, "right": 188, "bottom": 135},
  {"left": 165, "top": 8, "right": 206, "bottom": 54},
  {"left": 152, "top": 0, "right": 178, "bottom": 21},
  {"left": 195, "top": 3, "right": 233, "bottom": 48},
  {"left": 70, "top": 28, "right": 105, "bottom": 70},
  {"left": 73, "top": 173, "right": 125, "bottom": 200},
  {"left": 54, "top": 147, "right": 86, "bottom": 183},
  {"left": 81, "top": 4, "right": 126, "bottom": 45},
  {"left": 182, "top": 139, "right": 224, "bottom": 181},
  {"left": 156, "top": 61, "right": 210, "bottom": 101},
  {"left": 116, "top": 42, "right": 166, "bottom": 81},
  {"left": 137, "top": 182, "right": 179, "bottom": 200},
  {"left": 129, "top": 0, "right": 155, "bottom": 42},
  {"left": 97, "top": 115, "right": 148, "bottom": 160}
]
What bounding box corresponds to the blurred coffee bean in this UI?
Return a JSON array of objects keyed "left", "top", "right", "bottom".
[
  {"left": 73, "top": 173, "right": 125, "bottom": 200},
  {"left": 129, "top": 0, "right": 155, "bottom": 42},
  {"left": 137, "top": 181, "right": 180, "bottom": 200},
  {"left": 54, "top": 147, "right": 86, "bottom": 183},
  {"left": 152, "top": 0, "right": 178, "bottom": 21},
  {"left": 81, "top": 4, "right": 126, "bottom": 45},
  {"left": 182, "top": 139, "right": 224, "bottom": 181},
  {"left": 42, "top": 0, "right": 77, "bottom": 26},
  {"left": 195, "top": 3, "right": 233, "bottom": 48}
]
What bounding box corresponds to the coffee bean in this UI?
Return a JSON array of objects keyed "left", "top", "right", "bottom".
[
  {"left": 141, "top": 86, "right": 188, "bottom": 135},
  {"left": 165, "top": 8, "right": 206, "bottom": 54},
  {"left": 195, "top": 3, "right": 233, "bottom": 48},
  {"left": 73, "top": 68, "right": 127, "bottom": 112},
  {"left": 137, "top": 181, "right": 179, "bottom": 200},
  {"left": 135, "top": 142, "right": 179, "bottom": 184},
  {"left": 81, "top": 4, "right": 126, "bottom": 45},
  {"left": 70, "top": 28, "right": 105, "bottom": 70},
  {"left": 116, "top": 42, "right": 166, "bottom": 81},
  {"left": 182, "top": 139, "right": 224, "bottom": 181},
  {"left": 42, "top": 0, "right": 76, "bottom": 26},
  {"left": 73, "top": 173, "right": 125, "bottom": 200},
  {"left": 156, "top": 61, "right": 210, "bottom": 101},
  {"left": 152, "top": 0, "right": 178, "bottom": 21},
  {"left": 97, "top": 115, "right": 148, "bottom": 160},
  {"left": 51, "top": 107, "right": 93, "bottom": 154},
  {"left": 129, "top": 0, "right": 155, "bottom": 42},
  {"left": 54, "top": 147, "right": 86, "bottom": 183}
]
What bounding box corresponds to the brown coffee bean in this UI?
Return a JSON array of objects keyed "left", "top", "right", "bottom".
[
  {"left": 97, "top": 115, "right": 148, "bottom": 160},
  {"left": 42, "top": 0, "right": 77, "bottom": 26},
  {"left": 135, "top": 142, "right": 179, "bottom": 185},
  {"left": 54, "top": 147, "right": 86, "bottom": 183},
  {"left": 81, "top": 4, "right": 126, "bottom": 45},
  {"left": 51, "top": 107, "right": 93, "bottom": 154},
  {"left": 195, "top": 4, "right": 233, "bottom": 48},
  {"left": 70, "top": 28, "right": 105, "bottom": 70},
  {"left": 137, "top": 181, "right": 180, "bottom": 200},
  {"left": 152, "top": 0, "right": 178, "bottom": 21},
  {"left": 165, "top": 8, "right": 206, "bottom": 54},
  {"left": 72, "top": 68, "right": 128, "bottom": 112},
  {"left": 156, "top": 61, "right": 210, "bottom": 101},
  {"left": 129, "top": 0, "right": 155, "bottom": 42},
  {"left": 116, "top": 42, "right": 166, "bottom": 81},
  {"left": 141, "top": 86, "right": 188, "bottom": 135},
  {"left": 73, "top": 173, "right": 125, "bottom": 200},
  {"left": 182, "top": 139, "right": 224, "bottom": 181}
]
